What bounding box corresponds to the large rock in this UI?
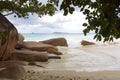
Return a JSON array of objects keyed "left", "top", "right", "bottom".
[
  {"left": 11, "top": 49, "right": 49, "bottom": 62},
  {"left": 47, "top": 48, "right": 62, "bottom": 55},
  {"left": 81, "top": 40, "right": 95, "bottom": 46},
  {"left": 48, "top": 54, "right": 61, "bottom": 59},
  {"left": 17, "top": 41, "right": 58, "bottom": 51},
  {"left": 0, "top": 60, "right": 26, "bottom": 80},
  {"left": 11, "top": 49, "right": 61, "bottom": 62},
  {"left": 41, "top": 37, "right": 68, "bottom": 47},
  {"left": 16, "top": 41, "right": 62, "bottom": 55},
  {"left": 0, "top": 13, "right": 18, "bottom": 60},
  {"left": 17, "top": 33, "right": 24, "bottom": 44}
]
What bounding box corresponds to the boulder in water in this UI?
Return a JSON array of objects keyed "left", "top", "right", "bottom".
[
  {"left": 40, "top": 37, "right": 68, "bottom": 47},
  {"left": 81, "top": 40, "right": 95, "bottom": 46}
]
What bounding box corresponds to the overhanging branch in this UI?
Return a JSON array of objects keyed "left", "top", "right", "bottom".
[{"left": 3, "top": 12, "right": 14, "bottom": 16}]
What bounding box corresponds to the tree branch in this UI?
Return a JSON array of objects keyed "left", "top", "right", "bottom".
[{"left": 3, "top": 12, "right": 14, "bottom": 16}]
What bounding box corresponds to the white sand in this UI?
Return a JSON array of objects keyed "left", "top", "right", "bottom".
[
  {"left": 24, "top": 43, "right": 120, "bottom": 80},
  {"left": 24, "top": 69, "right": 120, "bottom": 80}
]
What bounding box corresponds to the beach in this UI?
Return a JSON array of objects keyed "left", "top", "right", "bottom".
[
  {"left": 24, "top": 43, "right": 120, "bottom": 71},
  {"left": 22, "top": 41, "right": 120, "bottom": 80},
  {"left": 20, "top": 33, "right": 120, "bottom": 80},
  {"left": 24, "top": 70, "right": 120, "bottom": 80},
  {"left": 0, "top": 33, "right": 115, "bottom": 80}
]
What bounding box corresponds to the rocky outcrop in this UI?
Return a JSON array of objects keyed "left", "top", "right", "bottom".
[
  {"left": 47, "top": 48, "right": 62, "bottom": 55},
  {"left": 0, "top": 60, "right": 26, "bottom": 80},
  {"left": 11, "top": 49, "right": 61, "bottom": 62},
  {"left": 0, "top": 13, "right": 18, "bottom": 60},
  {"left": 11, "top": 49, "right": 49, "bottom": 62},
  {"left": 81, "top": 40, "right": 95, "bottom": 46},
  {"left": 17, "top": 41, "right": 58, "bottom": 51},
  {"left": 40, "top": 37, "right": 68, "bottom": 47},
  {"left": 16, "top": 41, "right": 62, "bottom": 55},
  {"left": 17, "top": 33, "right": 24, "bottom": 44}
]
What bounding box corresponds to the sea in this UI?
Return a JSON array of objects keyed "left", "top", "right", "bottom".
[
  {"left": 23, "top": 33, "right": 96, "bottom": 46},
  {"left": 22, "top": 33, "right": 120, "bottom": 72}
]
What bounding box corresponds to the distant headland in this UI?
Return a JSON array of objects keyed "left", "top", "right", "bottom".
[{"left": 53, "top": 32, "right": 68, "bottom": 34}]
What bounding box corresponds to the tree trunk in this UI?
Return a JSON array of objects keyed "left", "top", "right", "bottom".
[{"left": 0, "top": 13, "right": 18, "bottom": 61}]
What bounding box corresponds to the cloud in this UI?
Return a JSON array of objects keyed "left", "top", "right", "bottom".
[{"left": 6, "top": 11, "right": 87, "bottom": 33}]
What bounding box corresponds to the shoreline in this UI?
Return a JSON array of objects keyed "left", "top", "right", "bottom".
[
  {"left": 22, "top": 44, "right": 120, "bottom": 80},
  {"left": 1, "top": 34, "right": 120, "bottom": 80},
  {"left": 19, "top": 33, "right": 120, "bottom": 80}
]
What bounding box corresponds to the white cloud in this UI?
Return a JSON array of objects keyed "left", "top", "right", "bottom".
[{"left": 7, "top": 11, "right": 87, "bottom": 33}]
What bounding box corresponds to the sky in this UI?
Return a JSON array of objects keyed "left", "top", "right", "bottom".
[{"left": 6, "top": 11, "right": 87, "bottom": 33}]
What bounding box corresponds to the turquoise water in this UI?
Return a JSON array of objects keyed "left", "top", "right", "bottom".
[
  {"left": 22, "top": 33, "right": 95, "bottom": 42},
  {"left": 22, "top": 33, "right": 96, "bottom": 47}
]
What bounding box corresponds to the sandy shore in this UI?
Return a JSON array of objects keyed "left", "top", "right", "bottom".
[
  {"left": 22, "top": 43, "right": 120, "bottom": 80},
  {"left": 24, "top": 68, "right": 120, "bottom": 80},
  {"left": 21, "top": 43, "right": 120, "bottom": 80},
  {"left": 0, "top": 43, "right": 118, "bottom": 80}
]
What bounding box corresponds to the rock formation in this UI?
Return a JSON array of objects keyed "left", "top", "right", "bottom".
[
  {"left": 40, "top": 37, "right": 68, "bottom": 47},
  {"left": 16, "top": 41, "right": 62, "bottom": 55},
  {"left": 81, "top": 40, "right": 95, "bottom": 46},
  {"left": 47, "top": 48, "right": 63, "bottom": 55},
  {"left": 0, "top": 13, "right": 18, "bottom": 60},
  {"left": 0, "top": 13, "right": 64, "bottom": 80},
  {"left": 11, "top": 49, "right": 49, "bottom": 62},
  {"left": 0, "top": 60, "right": 26, "bottom": 80},
  {"left": 17, "top": 33, "right": 24, "bottom": 44}
]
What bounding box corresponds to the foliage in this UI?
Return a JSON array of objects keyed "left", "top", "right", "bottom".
[
  {"left": 0, "top": 0, "right": 57, "bottom": 18},
  {"left": 0, "top": 0, "right": 120, "bottom": 42},
  {"left": 59, "top": 0, "right": 120, "bottom": 42}
]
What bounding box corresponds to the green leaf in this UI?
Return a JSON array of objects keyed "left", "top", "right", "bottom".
[
  {"left": 80, "top": 7, "right": 84, "bottom": 11},
  {"left": 94, "top": 34, "right": 98, "bottom": 39},
  {"left": 97, "top": 35, "right": 102, "bottom": 41},
  {"left": 83, "top": 23, "right": 88, "bottom": 26},
  {"left": 63, "top": 9, "right": 68, "bottom": 16},
  {"left": 84, "top": 9, "right": 90, "bottom": 14},
  {"left": 95, "top": 28, "right": 98, "bottom": 33},
  {"left": 69, "top": 7, "right": 74, "bottom": 14},
  {"left": 110, "top": 37, "right": 113, "bottom": 42},
  {"left": 83, "top": 28, "right": 89, "bottom": 35}
]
